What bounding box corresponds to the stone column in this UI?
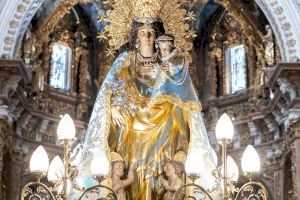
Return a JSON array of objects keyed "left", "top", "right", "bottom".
[
  {"left": 0, "top": 119, "right": 10, "bottom": 200},
  {"left": 0, "top": 135, "right": 4, "bottom": 198},
  {"left": 274, "top": 163, "right": 285, "bottom": 200},
  {"left": 292, "top": 122, "right": 300, "bottom": 200},
  {"left": 6, "top": 148, "right": 25, "bottom": 200}
]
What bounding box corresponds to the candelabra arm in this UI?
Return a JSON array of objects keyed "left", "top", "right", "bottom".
[
  {"left": 20, "top": 177, "right": 56, "bottom": 200},
  {"left": 220, "top": 139, "right": 230, "bottom": 200},
  {"left": 62, "top": 139, "right": 70, "bottom": 200},
  {"left": 78, "top": 183, "right": 118, "bottom": 200},
  {"left": 95, "top": 176, "right": 105, "bottom": 185},
  {"left": 174, "top": 175, "right": 214, "bottom": 200}
]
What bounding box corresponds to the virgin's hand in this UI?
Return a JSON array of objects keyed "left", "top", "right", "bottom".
[{"left": 111, "top": 107, "right": 126, "bottom": 128}]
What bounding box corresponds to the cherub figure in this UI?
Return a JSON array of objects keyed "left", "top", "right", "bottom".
[
  {"left": 158, "top": 151, "right": 186, "bottom": 200},
  {"left": 156, "top": 34, "right": 177, "bottom": 60},
  {"left": 111, "top": 152, "right": 137, "bottom": 200}
]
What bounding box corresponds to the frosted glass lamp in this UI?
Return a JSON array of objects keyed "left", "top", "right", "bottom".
[
  {"left": 30, "top": 145, "right": 49, "bottom": 173},
  {"left": 226, "top": 156, "right": 239, "bottom": 182},
  {"left": 185, "top": 150, "right": 205, "bottom": 175},
  {"left": 90, "top": 148, "right": 110, "bottom": 176},
  {"left": 215, "top": 113, "right": 234, "bottom": 141},
  {"left": 57, "top": 114, "right": 76, "bottom": 140},
  {"left": 241, "top": 145, "right": 260, "bottom": 173},
  {"left": 47, "top": 156, "right": 64, "bottom": 182}
]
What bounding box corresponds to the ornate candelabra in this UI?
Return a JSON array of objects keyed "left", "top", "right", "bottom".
[
  {"left": 20, "top": 114, "right": 117, "bottom": 200},
  {"left": 21, "top": 113, "right": 269, "bottom": 200},
  {"left": 175, "top": 113, "right": 270, "bottom": 200}
]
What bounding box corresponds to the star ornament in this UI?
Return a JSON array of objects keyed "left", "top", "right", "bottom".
[
  {"left": 98, "top": 15, "right": 107, "bottom": 23},
  {"left": 186, "top": 30, "right": 197, "bottom": 39},
  {"left": 105, "top": 47, "right": 116, "bottom": 57},
  {"left": 185, "top": 11, "right": 196, "bottom": 21},
  {"left": 97, "top": 32, "right": 108, "bottom": 41}
]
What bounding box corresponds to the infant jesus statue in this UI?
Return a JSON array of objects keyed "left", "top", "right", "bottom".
[{"left": 156, "top": 34, "right": 188, "bottom": 85}]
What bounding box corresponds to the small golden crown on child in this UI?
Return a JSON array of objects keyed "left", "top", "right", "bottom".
[
  {"left": 157, "top": 35, "right": 174, "bottom": 42},
  {"left": 172, "top": 151, "right": 187, "bottom": 164},
  {"left": 111, "top": 152, "right": 124, "bottom": 162}
]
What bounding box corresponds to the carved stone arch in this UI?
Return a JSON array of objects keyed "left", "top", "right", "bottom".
[
  {"left": 0, "top": 0, "right": 79, "bottom": 59},
  {"left": 0, "top": 0, "right": 44, "bottom": 59},
  {"left": 199, "top": 3, "right": 268, "bottom": 100},
  {"left": 255, "top": 0, "right": 300, "bottom": 62}
]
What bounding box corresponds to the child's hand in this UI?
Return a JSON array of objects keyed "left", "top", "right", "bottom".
[
  {"left": 129, "top": 162, "right": 138, "bottom": 171},
  {"left": 159, "top": 177, "right": 168, "bottom": 188}
]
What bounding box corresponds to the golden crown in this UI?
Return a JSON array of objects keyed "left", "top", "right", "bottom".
[
  {"left": 132, "top": 0, "right": 161, "bottom": 23},
  {"left": 111, "top": 152, "right": 124, "bottom": 162},
  {"left": 98, "top": 0, "right": 196, "bottom": 58}
]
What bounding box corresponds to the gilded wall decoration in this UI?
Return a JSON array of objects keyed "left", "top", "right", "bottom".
[
  {"left": 34, "top": 0, "right": 79, "bottom": 55},
  {"left": 206, "top": 9, "right": 268, "bottom": 99}
]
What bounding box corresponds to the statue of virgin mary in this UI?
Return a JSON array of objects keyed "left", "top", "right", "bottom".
[{"left": 73, "top": 0, "right": 223, "bottom": 199}]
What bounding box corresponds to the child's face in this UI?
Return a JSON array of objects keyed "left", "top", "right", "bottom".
[
  {"left": 113, "top": 162, "right": 125, "bottom": 177},
  {"left": 164, "top": 162, "right": 175, "bottom": 177},
  {"left": 159, "top": 41, "right": 173, "bottom": 57}
]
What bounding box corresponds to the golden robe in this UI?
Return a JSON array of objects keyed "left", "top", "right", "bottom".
[{"left": 75, "top": 51, "right": 223, "bottom": 200}]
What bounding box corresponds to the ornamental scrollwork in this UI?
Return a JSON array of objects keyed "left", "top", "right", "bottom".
[
  {"left": 234, "top": 181, "right": 269, "bottom": 200},
  {"left": 174, "top": 183, "right": 214, "bottom": 200},
  {"left": 21, "top": 181, "right": 56, "bottom": 200},
  {"left": 78, "top": 185, "right": 118, "bottom": 200}
]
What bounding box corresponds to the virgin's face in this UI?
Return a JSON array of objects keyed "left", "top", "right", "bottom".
[{"left": 137, "top": 24, "right": 156, "bottom": 47}]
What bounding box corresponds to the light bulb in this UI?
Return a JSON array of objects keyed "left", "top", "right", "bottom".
[
  {"left": 47, "top": 156, "right": 64, "bottom": 182},
  {"left": 221, "top": 156, "right": 239, "bottom": 182},
  {"left": 215, "top": 113, "right": 234, "bottom": 142},
  {"left": 90, "top": 148, "right": 110, "bottom": 176},
  {"left": 30, "top": 145, "right": 49, "bottom": 173},
  {"left": 185, "top": 150, "right": 205, "bottom": 175},
  {"left": 57, "top": 114, "right": 76, "bottom": 140},
  {"left": 226, "top": 156, "right": 239, "bottom": 182},
  {"left": 241, "top": 145, "right": 260, "bottom": 173}
]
